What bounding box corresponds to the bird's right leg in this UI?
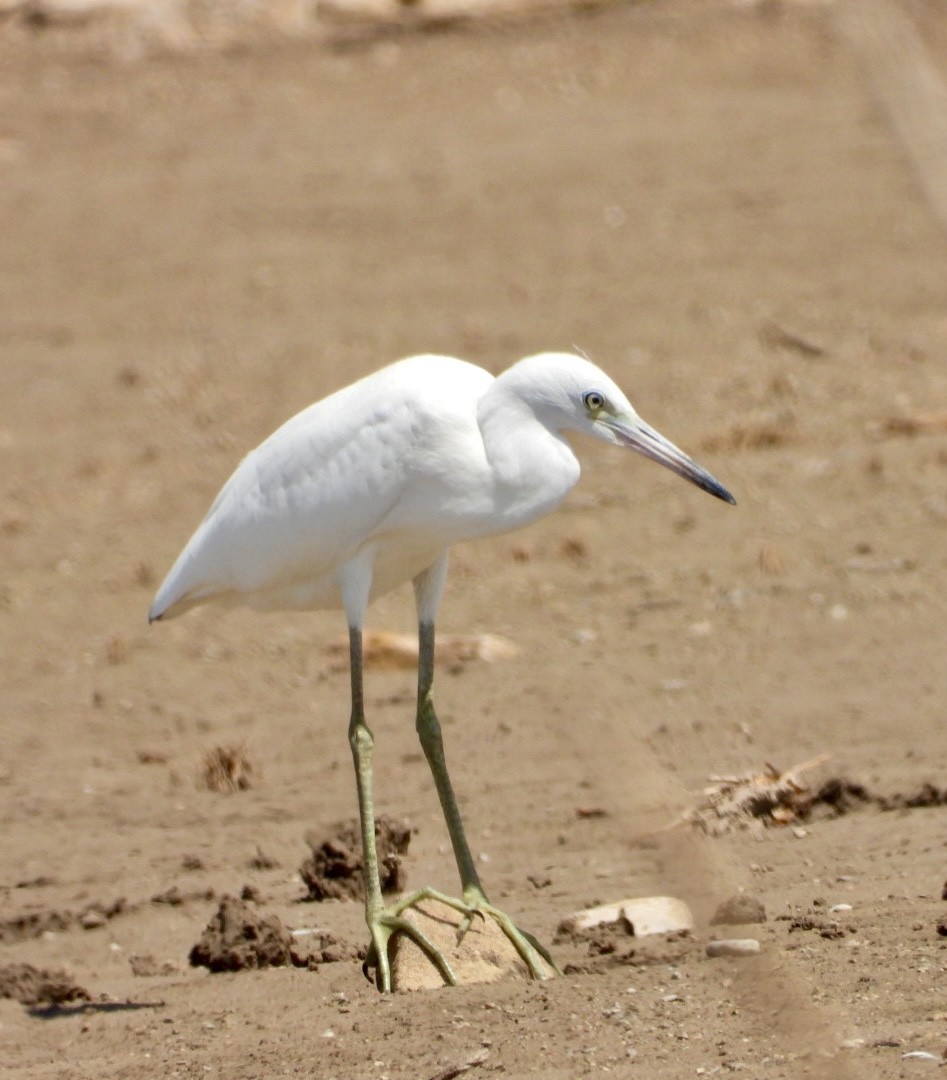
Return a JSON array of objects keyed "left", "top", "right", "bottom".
[
  {"left": 392, "top": 618, "right": 558, "bottom": 981},
  {"left": 347, "top": 624, "right": 458, "bottom": 991},
  {"left": 384, "top": 556, "right": 558, "bottom": 982}
]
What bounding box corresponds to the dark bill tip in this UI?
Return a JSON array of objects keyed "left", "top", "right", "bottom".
[{"left": 696, "top": 471, "right": 737, "bottom": 506}]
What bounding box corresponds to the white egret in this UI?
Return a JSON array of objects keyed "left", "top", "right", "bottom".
[{"left": 149, "top": 351, "right": 735, "bottom": 990}]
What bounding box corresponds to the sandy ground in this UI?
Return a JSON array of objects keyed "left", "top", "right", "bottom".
[{"left": 3, "top": 1, "right": 947, "bottom": 1076}]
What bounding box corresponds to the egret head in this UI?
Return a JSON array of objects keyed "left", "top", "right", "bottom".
[{"left": 510, "top": 352, "right": 736, "bottom": 505}]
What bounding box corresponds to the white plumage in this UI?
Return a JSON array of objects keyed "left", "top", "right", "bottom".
[{"left": 149, "top": 350, "right": 734, "bottom": 991}]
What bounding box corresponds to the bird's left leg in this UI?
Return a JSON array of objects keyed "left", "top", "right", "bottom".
[{"left": 394, "top": 559, "right": 559, "bottom": 981}]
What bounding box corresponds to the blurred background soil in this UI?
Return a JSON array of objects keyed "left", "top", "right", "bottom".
[{"left": 2, "top": 1, "right": 947, "bottom": 1076}]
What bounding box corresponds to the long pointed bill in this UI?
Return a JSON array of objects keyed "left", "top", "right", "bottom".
[{"left": 608, "top": 415, "right": 736, "bottom": 505}]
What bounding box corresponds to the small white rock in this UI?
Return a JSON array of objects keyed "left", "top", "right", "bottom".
[
  {"left": 830, "top": 903, "right": 853, "bottom": 913},
  {"left": 559, "top": 896, "right": 694, "bottom": 938},
  {"left": 705, "top": 938, "right": 761, "bottom": 958}
]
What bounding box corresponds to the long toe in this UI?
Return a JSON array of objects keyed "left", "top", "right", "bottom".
[
  {"left": 389, "top": 887, "right": 559, "bottom": 988},
  {"left": 363, "top": 907, "right": 459, "bottom": 992}
]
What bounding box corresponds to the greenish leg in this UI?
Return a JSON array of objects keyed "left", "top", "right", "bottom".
[
  {"left": 347, "top": 624, "right": 389, "bottom": 988},
  {"left": 347, "top": 625, "right": 458, "bottom": 992},
  {"left": 411, "top": 620, "right": 560, "bottom": 980}
]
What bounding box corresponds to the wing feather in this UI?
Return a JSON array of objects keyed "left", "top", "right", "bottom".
[{"left": 149, "top": 356, "right": 492, "bottom": 618}]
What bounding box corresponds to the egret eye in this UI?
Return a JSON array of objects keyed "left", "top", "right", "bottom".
[{"left": 583, "top": 390, "right": 606, "bottom": 412}]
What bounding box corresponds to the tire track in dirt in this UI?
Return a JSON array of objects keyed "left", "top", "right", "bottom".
[
  {"left": 553, "top": 686, "right": 868, "bottom": 1079},
  {"left": 838, "top": 0, "right": 947, "bottom": 230}
]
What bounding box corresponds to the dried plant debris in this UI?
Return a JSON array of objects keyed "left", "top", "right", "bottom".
[
  {"left": 685, "top": 756, "right": 831, "bottom": 835},
  {"left": 201, "top": 744, "right": 256, "bottom": 792},
  {"left": 189, "top": 895, "right": 352, "bottom": 972},
  {"left": 299, "top": 817, "right": 411, "bottom": 902},
  {"left": 0, "top": 963, "right": 90, "bottom": 1007},
  {"left": 685, "top": 759, "right": 947, "bottom": 835}
]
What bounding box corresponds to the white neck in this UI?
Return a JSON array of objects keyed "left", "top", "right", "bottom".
[{"left": 476, "top": 380, "right": 581, "bottom": 533}]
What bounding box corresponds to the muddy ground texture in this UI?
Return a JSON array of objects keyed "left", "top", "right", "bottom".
[{"left": 3, "top": 1, "right": 947, "bottom": 1077}]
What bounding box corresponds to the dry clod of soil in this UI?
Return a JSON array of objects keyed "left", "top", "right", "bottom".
[
  {"left": 300, "top": 817, "right": 411, "bottom": 901},
  {"left": 190, "top": 895, "right": 302, "bottom": 972},
  {"left": 135, "top": 748, "right": 169, "bottom": 765},
  {"left": 189, "top": 895, "right": 296, "bottom": 972},
  {"left": 151, "top": 885, "right": 215, "bottom": 907},
  {"left": 877, "top": 781, "right": 947, "bottom": 810},
  {"left": 710, "top": 894, "right": 767, "bottom": 926},
  {"left": 0, "top": 962, "right": 91, "bottom": 1007},
  {"left": 782, "top": 914, "right": 852, "bottom": 940},
  {"left": 128, "top": 954, "right": 178, "bottom": 977},
  {"left": 248, "top": 847, "right": 279, "bottom": 870},
  {"left": 188, "top": 895, "right": 354, "bottom": 973},
  {"left": 0, "top": 897, "right": 126, "bottom": 943}
]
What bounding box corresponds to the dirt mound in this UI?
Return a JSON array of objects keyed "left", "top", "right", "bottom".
[
  {"left": 188, "top": 895, "right": 354, "bottom": 972},
  {"left": 299, "top": 817, "right": 411, "bottom": 902},
  {"left": 0, "top": 897, "right": 127, "bottom": 943},
  {"left": 0, "top": 963, "right": 90, "bottom": 1007},
  {"left": 189, "top": 895, "right": 302, "bottom": 972}
]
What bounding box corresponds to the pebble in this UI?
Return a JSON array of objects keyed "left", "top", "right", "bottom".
[{"left": 706, "top": 938, "right": 761, "bottom": 958}]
